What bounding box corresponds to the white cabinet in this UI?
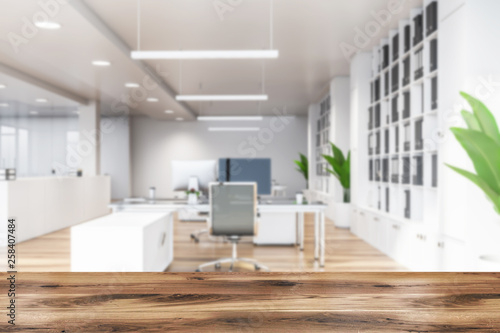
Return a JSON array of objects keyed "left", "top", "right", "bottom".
[
  {"left": 407, "top": 225, "right": 435, "bottom": 271},
  {"left": 356, "top": 210, "right": 369, "bottom": 241},
  {"left": 254, "top": 212, "right": 297, "bottom": 245},
  {"left": 435, "top": 236, "right": 467, "bottom": 271},
  {"left": 354, "top": 207, "right": 471, "bottom": 272},
  {"left": 385, "top": 221, "right": 412, "bottom": 264},
  {"left": 71, "top": 212, "right": 174, "bottom": 272},
  {"left": 351, "top": 207, "right": 359, "bottom": 234}
]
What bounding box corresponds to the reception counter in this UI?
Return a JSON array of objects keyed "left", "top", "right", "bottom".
[{"left": 0, "top": 176, "right": 111, "bottom": 243}]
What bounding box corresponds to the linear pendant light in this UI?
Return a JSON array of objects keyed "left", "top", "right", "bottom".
[
  {"left": 131, "top": 50, "right": 279, "bottom": 60},
  {"left": 198, "top": 116, "right": 263, "bottom": 121},
  {"left": 208, "top": 127, "right": 260, "bottom": 132},
  {"left": 132, "top": 0, "right": 277, "bottom": 60},
  {"left": 176, "top": 95, "right": 268, "bottom": 101}
]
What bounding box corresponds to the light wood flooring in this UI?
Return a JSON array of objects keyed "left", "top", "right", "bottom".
[{"left": 16, "top": 213, "right": 406, "bottom": 272}]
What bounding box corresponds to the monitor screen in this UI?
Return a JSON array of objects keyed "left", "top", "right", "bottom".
[
  {"left": 171, "top": 160, "right": 217, "bottom": 192},
  {"left": 218, "top": 158, "right": 272, "bottom": 195}
]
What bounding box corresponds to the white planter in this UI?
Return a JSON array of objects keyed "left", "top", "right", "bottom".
[
  {"left": 187, "top": 193, "right": 198, "bottom": 205},
  {"left": 333, "top": 202, "right": 351, "bottom": 229}
]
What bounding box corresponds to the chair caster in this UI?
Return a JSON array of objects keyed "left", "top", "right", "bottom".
[
  {"left": 215, "top": 262, "right": 221, "bottom": 269},
  {"left": 195, "top": 269, "right": 201, "bottom": 272},
  {"left": 255, "top": 264, "right": 261, "bottom": 270},
  {"left": 194, "top": 238, "right": 199, "bottom": 243}
]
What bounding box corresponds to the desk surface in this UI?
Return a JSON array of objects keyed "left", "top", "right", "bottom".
[
  {"left": 71, "top": 212, "right": 171, "bottom": 229},
  {"left": 111, "top": 198, "right": 327, "bottom": 209},
  {"left": 3, "top": 272, "right": 500, "bottom": 332}
]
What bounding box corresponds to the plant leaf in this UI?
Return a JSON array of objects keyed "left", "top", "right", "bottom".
[
  {"left": 450, "top": 127, "right": 500, "bottom": 194},
  {"left": 330, "top": 142, "right": 345, "bottom": 165},
  {"left": 446, "top": 164, "right": 500, "bottom": 213},
  {"left": 461, "top": 92, "right": 500, "bottom": 145},
  {"left": 323, "top": 155, "right": 342, "bottom": 177},
  {"left": 461, "top": 110, "right": 481, "bottom": 131}
]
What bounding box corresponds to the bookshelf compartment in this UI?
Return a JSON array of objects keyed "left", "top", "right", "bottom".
[
  {"left": 402, "top": 156, "right": 411, "bottom": 184},
  {"left": 403, "top": 122, "right": 411, "bottom": 152},
  {"left": 412, "top": 155, "right": 424, "bottom": 186},
  {"left": 391, "top": 95, "right": 399, "bottom": 123},
  {"left": 426, "top": 1, "right": 438, "bottom": 36},
  {"left": 391, "top": 156, "right": 399, "bottom": 184}
]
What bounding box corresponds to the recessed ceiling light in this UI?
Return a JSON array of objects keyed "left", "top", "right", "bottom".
[
  {"left": 29, "top": 111, "right": 39, "bottom": 115},
  {"left": 198, "top": 116, "right": 263, "bottom": 121},
  {"left": 147, "top": 97, "right": 159, "bottom": 102},
  {"left": 208, "top": 127, "right": 260, "bottom": 132},
  {"left": 131, "top": 50, "right": 279, "bottom": 60},
  {"left": 125, "top": 83, "right": 140, "bottom": 88},
  {"left": 176, "top": 117, "right": 184, "bottom": 121},
  {"left": 164, "top": 110, "right": 174, "bottom": 114},
  {"left": 176, "top": 95, "right": 268, "bottom": 101},
  {"left": 36, "top": 98, "right": 48, "bottom": 103},
  {"left": 0, "top": 103, "right": 9, "bottom": 107},
  {"left": 35, "top": 21, "right": 61, "bottom": 29},
  {"left": 0, "top": 84, "right": 6, "bottom": 89},
  {"left": 92, "top": 60, "right": 111, "bottom": 66}
]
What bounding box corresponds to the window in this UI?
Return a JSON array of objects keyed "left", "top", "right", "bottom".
[{"left": 0, "top": 126, "right": 17, "bottom": 169}]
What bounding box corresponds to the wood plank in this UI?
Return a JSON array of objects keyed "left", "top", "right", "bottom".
[{"left": 1, "top": 273, "right": 500, "bottom": 332}]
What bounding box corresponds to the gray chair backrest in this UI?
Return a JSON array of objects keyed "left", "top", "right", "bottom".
[{"left": 209, "top": 183, "right": 256, "bottom": 236}]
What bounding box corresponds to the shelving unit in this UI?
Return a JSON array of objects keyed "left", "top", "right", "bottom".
[
  {"left": 365, "top": 0, "right": 439, "bottom": 223},
  {"left": 313, "top": 94, "right": 331, "bottom": 194},
  {"left": 349, "top": 0, "right": 500, "bottom": 272}
]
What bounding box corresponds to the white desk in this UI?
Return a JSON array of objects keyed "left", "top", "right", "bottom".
[
  {"left": 71, "top": 212, "right": 174, "bottom": 272},
  {"left": 110, "top": 199, "right": 327, "bottom": 267}
]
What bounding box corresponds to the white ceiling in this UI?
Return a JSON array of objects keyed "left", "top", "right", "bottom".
[{"left": 0, "top": 0, "right": 422, "bottom": 119}]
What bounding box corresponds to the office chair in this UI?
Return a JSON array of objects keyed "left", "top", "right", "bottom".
[{"left": 196, "top": 182, "right": 269, "bottom": 272}]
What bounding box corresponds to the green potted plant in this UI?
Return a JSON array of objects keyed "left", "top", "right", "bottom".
[
  {"left": 447, "top": 92, "right": 500, "bottom": 269},
  {"left": 323, "top": 142, "right": 351, "bottom": 228},
  {"left": 294, "top": 153, "right": 309, "bottom": 189}
]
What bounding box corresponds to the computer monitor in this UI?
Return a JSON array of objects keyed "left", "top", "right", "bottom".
[
  {"left": 218, "top": 158, "right": 272, "bottom": 195},
  {"left": 171, "top": 160, "right": 217, "bottom": 193}
]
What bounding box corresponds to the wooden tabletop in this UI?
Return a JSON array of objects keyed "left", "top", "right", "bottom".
[{"left": 1, "top": 272, "right": 500, "bottom": 332}]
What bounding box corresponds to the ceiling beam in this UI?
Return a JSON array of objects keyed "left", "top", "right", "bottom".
[
  {"left": 68, "top": 0, "right": 197, "bottom": 118},
  {"left": 0, "top": 62, "right": 89, "bottom": 105}
]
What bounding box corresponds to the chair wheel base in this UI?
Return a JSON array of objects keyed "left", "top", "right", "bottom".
[{"left": 215, "top": 263, "right": 221, "bottom": 269}]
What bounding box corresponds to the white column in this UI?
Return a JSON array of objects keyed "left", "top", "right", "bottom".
[{"left": 78, "top": 101, "right": 101, "bottom": 176}]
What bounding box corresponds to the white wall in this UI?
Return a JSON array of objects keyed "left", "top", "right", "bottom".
[
  {"left": 100, "top": 117, "right": 131, "bottom": 200},
  {"left": 130, "top": 116, "right": 308, "bottom": 198}
]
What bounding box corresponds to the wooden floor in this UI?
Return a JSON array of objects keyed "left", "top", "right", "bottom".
[
  {"left": 16, "top": 213, "right": 406, "bottom": 272},
  {"left": 1, "top": 272, "right": 500, "bottom": 332}
]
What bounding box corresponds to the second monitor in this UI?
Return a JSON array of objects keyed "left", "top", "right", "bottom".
[{"left": 218, "top": 158, "right": 272, "bottom": 195}]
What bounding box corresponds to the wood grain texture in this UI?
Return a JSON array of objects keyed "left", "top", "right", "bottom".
[
  {"left": 1, "top": 272, "right": 500, "bottom": 332},
  {"left": 16, "top": 213, "right": 406, "bottom": 272}
]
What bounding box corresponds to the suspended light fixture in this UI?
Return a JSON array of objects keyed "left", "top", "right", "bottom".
[{"left": 131, "top": 0, "right": 278, "bottom": 60}]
